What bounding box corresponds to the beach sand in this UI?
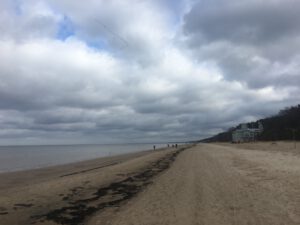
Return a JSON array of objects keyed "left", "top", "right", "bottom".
[
  {"left": 1, "top": 142, "right": 300, "bottom": 225},
  {"left": 0, "top": 146, "right": 190, "bottom": 225}
]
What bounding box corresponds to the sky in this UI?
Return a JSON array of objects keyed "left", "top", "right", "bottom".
[{"left": 0, "top": 0, "right": 300, "bottom": 145}]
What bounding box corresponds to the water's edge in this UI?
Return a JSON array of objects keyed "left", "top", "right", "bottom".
[{"left": 0, "top": 144, "right": 168, "bottom": 173}]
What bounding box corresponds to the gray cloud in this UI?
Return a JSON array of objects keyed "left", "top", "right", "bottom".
[
  {"left": 0, "top": 0, "right": 299, "bottom": 145},
  {"left": 0, "top": 0, "right": 61, "bottom": 41},
  {"left": 183, "top": 0, "right": 300, "bottom": 89},
  {"left": 184, "top": 0, "right": 300, "bottom": 45}
]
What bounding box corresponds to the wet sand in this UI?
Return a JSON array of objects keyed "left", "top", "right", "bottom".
[
  {"left": 0, "top": 146, "right": 190, "bottom": 225},
  {"left": 0, "top": 149, "right": 156, "bottom": 190},
  {"left": 1, "top": 142, "right": 300, "bottom": 225}
]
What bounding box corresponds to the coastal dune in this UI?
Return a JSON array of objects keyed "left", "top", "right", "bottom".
[{"left": 1, "top": 143, "right": 300, "bottom": 225}]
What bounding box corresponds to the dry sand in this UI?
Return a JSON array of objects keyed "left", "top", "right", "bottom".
[{"left": 1, "top": 142, "right": 300, "bottom": 225}]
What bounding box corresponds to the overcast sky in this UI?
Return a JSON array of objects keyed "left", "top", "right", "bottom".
[{"left": 0, "top": 0, "right": 300, "bottom": 145}]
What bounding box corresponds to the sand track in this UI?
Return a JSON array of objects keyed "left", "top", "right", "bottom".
[{"left": 90, "top": 143, "right": 300, "bottom": 225}]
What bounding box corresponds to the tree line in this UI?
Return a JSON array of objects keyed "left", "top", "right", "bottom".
[{"left": 200, "top": 104, "right": 300, "bottom": 142}]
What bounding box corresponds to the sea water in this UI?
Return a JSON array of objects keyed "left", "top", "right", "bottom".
[{"left": 0, "top": 143, "right": 167, "bottom": 173}]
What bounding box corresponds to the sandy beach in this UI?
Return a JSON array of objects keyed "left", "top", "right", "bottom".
[
  {"left": 1, "top": 142, "right": 300, "bottom": 225},
  {"left": 0, "top": 146, "right": 190, "bottom": 225}
]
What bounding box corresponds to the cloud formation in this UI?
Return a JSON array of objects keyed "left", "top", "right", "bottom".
[
  {"left": 183, "top": 0, "right": 300, "bottom": 89},
  {"left": 0, "top": 0, "right": 299, "bottom": 144}
]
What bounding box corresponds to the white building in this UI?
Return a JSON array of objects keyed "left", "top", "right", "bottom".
[{"left": 232, "top": 122, "right": 263, "bottom": 143}]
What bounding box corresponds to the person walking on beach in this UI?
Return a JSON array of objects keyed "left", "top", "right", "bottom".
[{"left": 153, "top": 145, "right": 156, "bottom": 150}]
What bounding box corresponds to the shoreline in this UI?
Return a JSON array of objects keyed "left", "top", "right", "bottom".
[
  {"left": 0, "top": 146, "right": 170, "bottom": 190},
  {"left": 0, "top": 145, "right": 191, "bottom": 225},
  {"left": 0, "top": 145, "right": 169, "bottom": 175},
  {"left": 0, "top": 143, "right": 169, "bottom": 174}
]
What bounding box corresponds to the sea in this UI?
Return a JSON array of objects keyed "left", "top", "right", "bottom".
[{"left": 0, "top": 143, "right": 167, "bottom": 173}]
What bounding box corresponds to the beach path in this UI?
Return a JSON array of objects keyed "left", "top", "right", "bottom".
[{"left": 89, "top": 143, "right": 300, "bottom": 225}]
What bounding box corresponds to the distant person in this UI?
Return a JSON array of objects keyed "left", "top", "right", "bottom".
[
  {"left": 153, "top": 145, "right": 156, "bottom": 150},
  {"left": 175, "top": 144, "right": 178, "bottom": 148},
  {"left": 167, "top": 144, "right": 169, "bottom": 147}
]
